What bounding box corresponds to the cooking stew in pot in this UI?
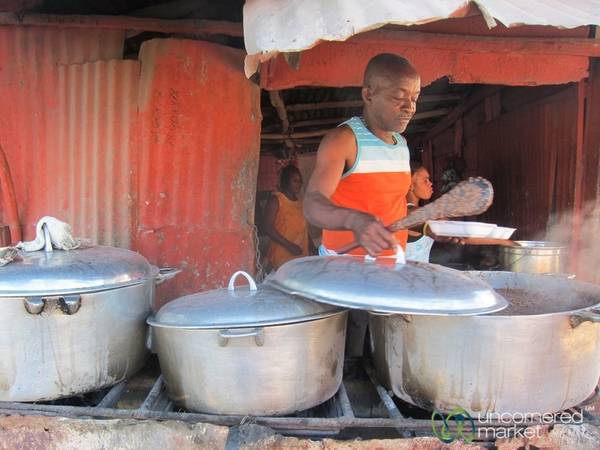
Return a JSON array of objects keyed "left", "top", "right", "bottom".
[{"left": 492, "top": 286, "right": 598, "bottom": 315}]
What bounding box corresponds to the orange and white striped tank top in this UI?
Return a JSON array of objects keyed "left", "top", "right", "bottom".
[{"left": 322, "top": 117, "right": 412, "bottom": 255}]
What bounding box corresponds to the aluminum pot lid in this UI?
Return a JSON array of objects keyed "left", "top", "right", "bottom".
[
  {"left": 265, "top": 255, "right": 508, "bottom": 316},
  {"left": 0, "top": 246, "right": 155, "bottom": 296},
  {"left": 149, "top": 271, "right": 343, "bottom": 329}
]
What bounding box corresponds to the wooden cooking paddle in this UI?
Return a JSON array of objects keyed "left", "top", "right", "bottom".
[{"left": 336, "top": 177, "right": 494, "bottom": 254}]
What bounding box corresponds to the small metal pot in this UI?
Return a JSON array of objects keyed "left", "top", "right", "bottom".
[
  {"left": 0, "top": 246, "right": 178, "bottom": 401},
  {"left": 148, "top": 271, "right": 347, "bottom": 415},
  {"left": 499, "top": 241, "right": 567, "bottom": 273}
]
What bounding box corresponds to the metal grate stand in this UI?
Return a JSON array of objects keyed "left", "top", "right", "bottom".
[{"left": 0, "top": 359, "right": 598, "bottom": 442}]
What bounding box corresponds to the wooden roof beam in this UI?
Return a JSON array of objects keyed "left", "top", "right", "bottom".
[
  {"left": 263, "top": 108, "right": 450, "bottom": 140},
  {"left": 0, "top": 13, "right": 243, "bottom": 36},
  {"left": 356, "top": 29, "right": 600, "bottom": 57},
  {"left": 284, "top": 94, "right": 461, "bottom": 112},
  {"left": 291, "top": 108, "right": 450, "bottom": 129},
  {"left": 424, "top": 87, "right": 501, "bottom": 141}
]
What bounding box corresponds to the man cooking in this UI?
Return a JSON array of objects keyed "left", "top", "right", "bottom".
[
  {"left": 304, "top": 53, "right": 420, "bottom": 258},
  {"left": 303, "top": 53, "right": 428, "bottom": 356}
]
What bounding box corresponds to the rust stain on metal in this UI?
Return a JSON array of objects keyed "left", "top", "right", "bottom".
[
  {"left": 0, "top": 26, "right": 129, "bottom": 244},
  {"left": 0, "top": 28, "right": 262, "bottom": 304},
  {"left": 135, "top": 39, "right": 261, "bottom": 305}
]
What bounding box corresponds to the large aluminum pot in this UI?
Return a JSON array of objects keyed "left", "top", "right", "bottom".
[
  {"left": 0, "top": 246, "right": 178, "bottom": 401},
  {"left": 148, "top": 271, "right": 347, "bottom": 415},
  {"left": 370, "top": 271, "right": 600, "bottom": 414},
  {"left": 499, "top": 241, "right": 567, "bottom": 273}
]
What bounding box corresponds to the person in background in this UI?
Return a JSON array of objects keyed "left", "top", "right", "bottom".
[
  {"left": 405, "top": 163, "right": 435, "bottom": 262},
  {"left": 405, "top": 162, "right": 467, "bottom": 263},
  {"left": 264, "top": 165, "right": 313, "bottom": 271}
]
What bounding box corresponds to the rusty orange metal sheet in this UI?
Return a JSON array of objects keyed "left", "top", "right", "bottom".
[
  {"left": 0, "top": 26, "right": 128, "bottom": 243},
  {"left": 0, "top": 28, "right": 262, "bottom": 305},
  {"left": 260, "top": 34, "right": 591, "bottom": 89},
  {"left": 48, "top": 60, "right": 139, "bottom": 248},
  {"left": 136, "top": 39, "right": 261, "bottom": 307}
]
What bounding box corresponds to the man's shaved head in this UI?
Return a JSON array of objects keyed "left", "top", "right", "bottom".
[
  {"left": 363, "top": 53, "right": 419, "bottom": 88},
  {"left": 361, "top": 53, "right": 421, "bottom": 133}
]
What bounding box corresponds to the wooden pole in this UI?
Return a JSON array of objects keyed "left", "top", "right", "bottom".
[
  {"left": 268, "top": 90, "right": 294, "bottom": 149},
  {"left": 570, "top": 81, "right": 587, "bottom": 276},
  {"left": 0, "top": 144, "right": 21, "bottom": 243}
]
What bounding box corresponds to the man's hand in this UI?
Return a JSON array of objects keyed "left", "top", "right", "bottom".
[
  {"left": 347, "top": 212, "right": 397, "bottom": 256},
  {"left": 426, "top": 228, "right": 466, "bottom": 245}
]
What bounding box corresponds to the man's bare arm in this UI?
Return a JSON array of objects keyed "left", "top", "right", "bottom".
[
  {"left": 304, "top": 127, "right": 396, "bottom": 255},
  {"left": 303, "top": 128, "right": 356, "bottom": 229}
]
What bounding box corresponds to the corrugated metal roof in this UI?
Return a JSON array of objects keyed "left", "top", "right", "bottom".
[{"left": 243, "top": 0, "right": 600, "bottom": 74}]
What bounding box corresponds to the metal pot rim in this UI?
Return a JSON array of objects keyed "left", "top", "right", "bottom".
[
  {"left": 146, "top": 309, "right": 347, "bottom": 330},
  {"left": 411, "top": 271, "right": 600, "bottom": 318},
  {"left": 501, "top": 241, "right": 567, "bottom": 251},
  {"left": 0, "top": 278, "right": 150, "bottom": 297},
  {"left": 372, "top": 304, "right": 600, "bottom": 319}
]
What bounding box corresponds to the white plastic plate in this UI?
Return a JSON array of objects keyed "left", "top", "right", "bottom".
[{"left": 428, "top": 220, "right": 497, "bottom": 238}]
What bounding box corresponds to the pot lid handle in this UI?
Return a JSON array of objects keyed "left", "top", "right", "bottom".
[
  {"left": 228, "top": 271, "right": 258, "bottom": 292},
  {"left": 364, "top": 245, "right": 406, "bottom": 265},
  {"left": 43, "top": 224, "right": 53, "bottom": 253}
]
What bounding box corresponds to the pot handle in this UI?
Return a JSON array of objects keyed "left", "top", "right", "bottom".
[
  {"left": 570, "top": 309, "right": 600, "bottom": 328},
  {"left": 364, "top": 245, "right": 406, "bottom": 265},
  {"left": 24, "top": 295, "right": 82, "bottom": 315},
  {"left": 218, "top": 328, "right": 264, "bottom": 347},
  {"left": 154, "top": 267, "right": 181, "bottom": 285},
  {"left": 145, "top": 325, "right": 156, "bottom": 353},
  {"left": 228, "top": 271, "right": 258, "bottom": 292}
]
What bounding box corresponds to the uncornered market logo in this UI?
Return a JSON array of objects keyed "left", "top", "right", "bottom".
[
  {"left": 431, "top": 407, "right": 476, "bottom": 443},
  {"left": 431, "top": 406, "right": 587, "bottom": 442}
]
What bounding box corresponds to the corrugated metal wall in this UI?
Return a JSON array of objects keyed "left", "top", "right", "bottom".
[
  {"left": 52, "top": 60, "right": 139, "bottom": 247},
  {"left": 579, "top": 60, "right": 600, "bottom": 283},
  {"left": 427, "top": 85, "right": 579, "bottom": 242},
  {"left": 476, "top": 87, "right": 578, "bottom": 239},
  {"left": 0, "top": 26, "right": 129, "bottom": 243},
  {"left": 136, "top": 39, "right": 261, "bottom": 305},
  {"left": 0, "top": 27, "right": 261, "bottom": 303}
]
